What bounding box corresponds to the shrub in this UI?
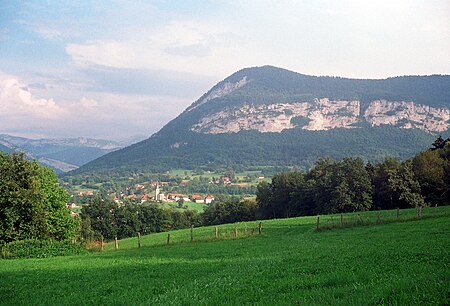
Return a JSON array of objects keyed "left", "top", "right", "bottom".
[{"left": 1, "top": 239, "right": 87, "bottom": 259}]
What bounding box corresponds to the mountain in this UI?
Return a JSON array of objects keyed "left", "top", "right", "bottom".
[
  {"left": 68, "top": 66, "right": 450, "bottom": 176},
  {"left": 0, "top": 134, "right": 129, "bottom": 173}
]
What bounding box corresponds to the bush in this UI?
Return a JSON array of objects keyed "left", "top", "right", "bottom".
[{"left": 1, "top": 239, "right": 87, "bottom": 259}]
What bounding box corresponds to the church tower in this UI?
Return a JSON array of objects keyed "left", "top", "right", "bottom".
[{"left": 155, "top": 182, "right": 160, "bottom": 201}]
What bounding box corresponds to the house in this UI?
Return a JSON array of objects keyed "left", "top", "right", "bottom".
[
  {"left": 85, "top": 191, "right": 94, "bottom": 196},
  {"left": 222, "top": 177, "right": 231, "bottom": 184},
  {"left": 258, "top": 176, "right": 265, "bottom": 179},
  {"left": 155, "top": 193, "right": 166, "bottom": 201},
  {"left": 134, "top": 184, "right": 145, "bottom": 190},
  {"left": 167, "top": 194, "right": 190, "bottom": 202},
  {"left": 195, "top": 198, "right": 205, "bottom": 204},
  {"left": 191, "top": 194, "right": 202, "bottom": 201},
  {"left": 124, "top": 194, "right": 137, "bottom": 200},
  {"left": 204, "top": 195, "right": 215, "bottom": 204},
  {"left": 70, "top": 211, "right": 79, "bottom": 217},
  {"left": 141, "top": 194, "right": 149, "bottom": 203},
  {"left": 180, "top": 181, "right": 188, "bottom": 186},
  {"left": 66, "top": 203, "right": 80, "bottom": 209},
  {"left": 113, "top": 197, "right": 120, "bottom": 203}
]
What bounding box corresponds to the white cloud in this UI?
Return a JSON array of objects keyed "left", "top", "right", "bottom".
[
  {"left": 64, "top": 20, "right": 248, "bottom": 77},
  {"left": 0, "top": 72, "right": 192, "bottom": 139},
  {"left": 34, "top": 26, "right": 63, "bottom": 40},
  {"left": 0, "top": 74, "right": 67, "bottom": 119},
  {"left": 66, "top": 41, "right": 136, "bottom": 68}
]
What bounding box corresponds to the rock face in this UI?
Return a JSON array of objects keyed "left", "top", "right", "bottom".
[
  {"left": 186, "top": 76, "right": 248, "bottom": 112},
  {"left": 191, "top": 99, "right": 450, "bottom": 134},
  {"left": 364, "top": 100, "right": 450, "bottom": 133}
]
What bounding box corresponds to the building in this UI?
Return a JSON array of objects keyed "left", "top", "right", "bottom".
[{"left": 204, "top": 195, "right": 215, "bottom": 204}]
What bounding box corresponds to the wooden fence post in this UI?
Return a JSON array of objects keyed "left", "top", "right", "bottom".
[
  {"left": 101, "top": 235, "right": 104, "bottom": 252},
  {"left": 215, "top": 226, "right": 219, "bottom": 239},
  {"left": 167, "top": 233, "right": 170, "bottom": 245},
  {"left": 397, "top": 208, "right": 400, "bottom": 219},
  {"left": 137, "top": 232, "right": 141, "bottom": 248},
  {"left": 340, "top": 213, "right": 343, "bottom": 227},
  {"left": 316, "top": 215, "right": 320, "bottom": 230},
  {"left": 235, "top": 227, "right": 238, "bottom": 238},
  {"left": 115, "top": 237, "right": 118, "bottom": 251},
  {"left": 435, "top": 204, "right": 438, "bottom": 215},
  {"left": 258, "top": 222, "right": 262, "bottom": 235},
  {"left": 419, "top": 206, "right": 422, "bottom": 217},
  {"left": 190, "top": 225, "right": 194, "bottom": 242}
]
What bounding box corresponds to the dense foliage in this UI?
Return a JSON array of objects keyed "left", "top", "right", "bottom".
[
  {"left": 1, "top": 239, "right": 86, "bottom": 259},
  {"left": 0, "top": 152, "right": 79, "bottom": 245},
  {"left": 81, "top": 198, "right": 201, "bottom": 240},
  {"left": 255, "top": 141, "right": 449, "bottom": 219}
]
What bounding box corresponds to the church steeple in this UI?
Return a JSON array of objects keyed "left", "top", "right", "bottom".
[{"left": 155, "top": 182, "right": 160, "bottom": 201}]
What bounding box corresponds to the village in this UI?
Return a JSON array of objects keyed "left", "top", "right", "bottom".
[{"left": 67, "top": 180, "right": 219, "bottom": 216}]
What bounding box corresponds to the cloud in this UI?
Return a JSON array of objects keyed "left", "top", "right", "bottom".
[
  {"left": 64, "top": 20, "right": 243, "bottom": 77},
  {"left": 0, "top": 72, "right": 193, "bottom": 139},
  {"left": 0, "top": 74, "right": 67, "bottom": 119},
  {"left": 34, "top": 26, "right": 63, "bottom": 40},
  {"left": 66, "top": 41, "right": 136, "bottom": 68},
  {"left": 78, "top": 65, "right": 213, "bottom": 97}
]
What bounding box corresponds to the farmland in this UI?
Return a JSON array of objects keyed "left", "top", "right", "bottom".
[{"left": 1, "top": 207, "right": 449, "bottom": 305}]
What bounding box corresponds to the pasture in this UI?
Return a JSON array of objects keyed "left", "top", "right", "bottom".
[{"left": 1, "top": 207, "right": 449, "bottom": 305}]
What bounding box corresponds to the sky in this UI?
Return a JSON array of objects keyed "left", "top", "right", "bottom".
[{"left": 1, "top": 0, "right": 449, "bottom": 140}]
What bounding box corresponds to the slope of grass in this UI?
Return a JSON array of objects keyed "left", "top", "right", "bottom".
[{"left": 1, "top": 207, "right": 449, "bottom": 305}]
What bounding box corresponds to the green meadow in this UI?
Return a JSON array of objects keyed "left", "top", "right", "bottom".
[{"left": 1, "top": 207, "right": 449, "bottom": 305}]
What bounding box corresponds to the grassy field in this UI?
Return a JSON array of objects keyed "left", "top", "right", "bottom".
[{"left": 1, "top": 207, "right": 449, "bottom": 305}]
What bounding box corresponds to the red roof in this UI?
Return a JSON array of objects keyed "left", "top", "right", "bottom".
[
  {"left": 191, "top": 194, "right": 201, "bottom": 199},
  {"left": 205, "top": 195, "right": 215, "bottom": 199}
]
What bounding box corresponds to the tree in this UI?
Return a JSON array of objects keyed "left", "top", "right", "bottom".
[
  {"left": 306, "top": 157, "right": 372, "bottom": 214},
  {"left": 0, "top": 152, "right": 78, "bottom": 244},
  {"left": 177, "top": 198, "right": 185, "bottom": 208},
  {"left": 81, "top": 198, "right": 117, "bottom": 240},
  {"left": 373, "top": 158, "right": 424, "bottom": 209}
]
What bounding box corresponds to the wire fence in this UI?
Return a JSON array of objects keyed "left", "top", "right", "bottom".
[
  {"left": 315, "top": 205, "right": 446, "bottom": 231},
  {"left": 101, "top": 222, "right": 263, "bottom": 251}
]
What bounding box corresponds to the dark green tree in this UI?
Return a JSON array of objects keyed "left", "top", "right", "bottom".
[{"left": 81, "top": 198, "right": 117, "bottom": 240}]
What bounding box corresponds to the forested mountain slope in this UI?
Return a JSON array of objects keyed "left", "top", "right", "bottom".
[{"left": 68, "top": 66, "right": 450, "bottom": 176}]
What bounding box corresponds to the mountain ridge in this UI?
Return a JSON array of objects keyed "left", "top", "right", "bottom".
[{"left": 66, "top": 66, "right": 450, "bottom": 177}]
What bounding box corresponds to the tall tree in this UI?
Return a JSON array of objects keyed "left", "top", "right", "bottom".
[{"left": 0, "top": 152, "right": 78, "bottom": 244}]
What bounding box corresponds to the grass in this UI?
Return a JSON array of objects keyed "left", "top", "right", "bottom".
[
  {"left": 159, "top": 201, "right": 207, "bottom": 212},
  {"left": 1, "top": 206, "right": 449, "bottom": 305}
]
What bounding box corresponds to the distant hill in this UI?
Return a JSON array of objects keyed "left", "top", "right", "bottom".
[
  {"left": 0, "top": 134, "right": 143, "bottom": 173},
  {"left": 68, "top": 66, "right": 450, "bottom": 176}
]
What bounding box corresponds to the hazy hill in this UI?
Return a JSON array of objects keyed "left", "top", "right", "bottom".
[
  {"left": 0, "top": 134, "right": 141, "bottom": 173},
  {"left": 68, "top": 66, "right": 450, "bottom": 176}
]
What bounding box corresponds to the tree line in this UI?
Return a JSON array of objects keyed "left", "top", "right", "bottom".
[
  {"left": 2, "top": 138, "right": 449, "bottom": 245},
  {"left": 255, "top": 137, "right": 449, "bottom": 219}
]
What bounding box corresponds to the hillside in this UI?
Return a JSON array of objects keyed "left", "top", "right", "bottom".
[
  {"left": 1, "top": 207, "right": 449, "bottom": 305},
  {"left": 0, "top": 134, "right": 139, "bottom": 173},
  {"left": 69, "top": 66, "right": 450, "bottom": 176}
]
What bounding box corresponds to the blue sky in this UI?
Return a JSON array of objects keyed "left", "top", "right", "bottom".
[{"left": 1, "top": 0, "right": 449, "bottom": 139}]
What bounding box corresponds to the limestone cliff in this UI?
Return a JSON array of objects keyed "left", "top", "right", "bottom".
[{"left": 191, "top": 99, "right": 449, "bottom": 134}]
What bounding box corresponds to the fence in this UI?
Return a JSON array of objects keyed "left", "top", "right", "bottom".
[
  {"left": 315, "top": 205, "right": 446, "bottom": 231},
  {"left": 105, "top": 222, "right": 263, "bottom": 251}
]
